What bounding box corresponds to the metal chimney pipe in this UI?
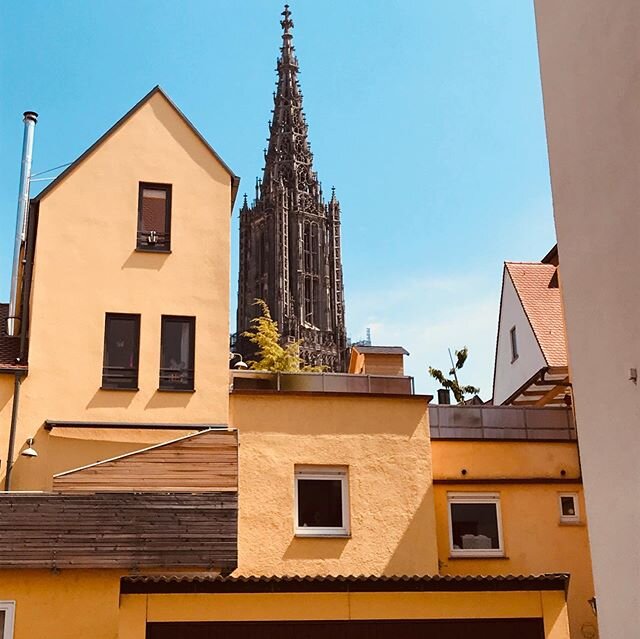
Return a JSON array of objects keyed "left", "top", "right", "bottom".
[{"left": 7, "top": 111, "right": 38, "bottom": 337}]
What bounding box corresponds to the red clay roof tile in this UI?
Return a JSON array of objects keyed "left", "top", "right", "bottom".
[{"left": 505, "top": 263, "right": 567, "bottom": 368}]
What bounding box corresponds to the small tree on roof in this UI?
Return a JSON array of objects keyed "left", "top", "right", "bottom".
[
  {"left": 428, "top": 346, "right": 480, "bottom": 404},
  {"left": 242, "top": 299, "right": 322, "bottom": 372}
]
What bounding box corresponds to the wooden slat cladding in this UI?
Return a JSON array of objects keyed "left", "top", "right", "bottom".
[
  {"left": 0, "top": 492, "right": 237, "bottom": 571},
  {"left": 53, "top": 429, "right": 238, "bottom": 492}
]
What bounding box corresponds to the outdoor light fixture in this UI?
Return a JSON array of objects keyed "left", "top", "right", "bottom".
[
  {"left": 21, "top": 438, "right": 38, "bottom": 458},
  {"left": 230, "top": 352, "right": 248, "bottom": 370},
  {"left": 588, "top": 596, "right": 597, "bottom": 616}
]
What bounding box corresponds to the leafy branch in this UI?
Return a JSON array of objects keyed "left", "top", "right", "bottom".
[{"left": 428, "top": 346, "right": 480, "bottom": 404}]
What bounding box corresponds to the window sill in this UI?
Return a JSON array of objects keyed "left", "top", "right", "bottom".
[
  {"left": 100, "top": 386, "right": 139, "bottom": 392},
  {"left": 448, "top": 554, "right": 508, "bottom": 560},
  {"left": 559, "top": 520, "right": 584, "bottom": 527},
  {"left": 135, "top": 247, "right": 172, "bottom": 254},
  {"left": 295, "top": 533, "right": 351, "bottom": 539},
  {"left": 157, "top": 388, "right": 195, "bottom": 393}
]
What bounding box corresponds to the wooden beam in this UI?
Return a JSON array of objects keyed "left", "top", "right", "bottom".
[
  {"left": 547, "top": 366, "right": 569, "bottom": 377},
  {"left": 534, "top": 379, "right": 570, "bottom": 407}
]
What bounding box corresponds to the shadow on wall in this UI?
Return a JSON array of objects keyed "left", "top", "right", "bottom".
[
  {"left": 145, "top": 391, "right": 194, "bottom": 410},
  {"left": 120, "top": 251, "right": 170, "bottom": 271},
  {"left": 384, "top": 486, "right": 438, "bottom": 576},
  {"left": 7, "top": 425, "right": 164, "bottom": 491},
  {"left": 0, "top": 384, "right": 12, "bottom": 413},
  {"left": 282, "top": 536, "right": 349, "bottom": 562},
  {"left": 86, "top": 389, "right": 137, "bottom": 409},
  {"left": 231, "top": 396, "right": 425, "bottom": 437},
  {"left": 121, "top": 250, "right": 170, "bottom": 271}
]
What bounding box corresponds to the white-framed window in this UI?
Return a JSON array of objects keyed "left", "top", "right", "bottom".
[
  {"left": 448, "top": 493, "right": 504, "bottom": 557},
  {"left": 294, "top": 466, "right": 349, "bottom": 537},
  {"left": 510, "top": 326, "right": 519, "bottom": 362},
  {"left": 0, "top": 601, "right": 16, "bottom": 639},
  {"left": 559, "top": 493, "right": 580, "bottom": 523}
]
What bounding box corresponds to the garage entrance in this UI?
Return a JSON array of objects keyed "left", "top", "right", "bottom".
[{"left": 147, "top": 618, "right": 545, "bottom": 639}]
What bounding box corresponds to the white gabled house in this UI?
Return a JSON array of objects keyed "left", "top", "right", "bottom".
[{"left": 492, "top": 246, "right": 569, "bottom": 406}]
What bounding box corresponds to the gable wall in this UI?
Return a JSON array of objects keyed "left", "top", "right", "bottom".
[
  {"left": 493, "top": 269, "right": 546, "bottom": 404},
  {"left": 7, "top": 92, "right": 233, "bottom": 490}
]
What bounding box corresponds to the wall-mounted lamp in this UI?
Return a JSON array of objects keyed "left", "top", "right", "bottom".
[
  {"left": 230, "top": 352, "right": 248, "bottom": 370},
  {"left": 587, "top": 596, "right": 597, "bottom": 617},
  {"left": 21, "top": 438, "right": 37, "bottom": 458}
]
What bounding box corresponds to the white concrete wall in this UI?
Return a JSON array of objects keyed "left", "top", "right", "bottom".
[
  {"left": 493, "top": 268, "right": 546, "bottom": 405},
  {"left": 535, "top": 2, "right": 640, "bottom": 636}
]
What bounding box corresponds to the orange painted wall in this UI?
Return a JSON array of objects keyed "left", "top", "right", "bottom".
[
  {"left": 230, "top": 392, "right": 438, "bottom": 577},
  {"left": 432, "top": 440, "right": 597, "bottom": 639},
  {"left": 2, "top": 90, "right": 234, "bottom": 490}
]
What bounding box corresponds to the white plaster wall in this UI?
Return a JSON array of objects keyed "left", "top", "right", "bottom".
[
  {"left": 535, "top": 2, "right": 640, "bottom": 636},
  {"left": 493, "top": 269, "right": 546, "bottom": 405}
]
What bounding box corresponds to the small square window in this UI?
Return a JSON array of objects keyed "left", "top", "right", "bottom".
[
  {"left": 137, "top": 183, "right": 171, "bottom": 251},
  {"left": 159, "top": 316, "right": 195, "bottom": 391},
  {"left": 101, "top": 313, "right": 140, "bottom": 390},
  {"left": 448, "top": 493, "right": 504, "bottom": 557},
  {"left": 0, "top": 601, "right": 16, "bottom": 639},
  {"left": 510, "top": 326, "right": 519, "bottom": 362},
  {"left": 559, "top": 493, "right": 580, "bottom": 523},
  {"left": 295, "top": 467, "right": 349, "bottom": 537}
]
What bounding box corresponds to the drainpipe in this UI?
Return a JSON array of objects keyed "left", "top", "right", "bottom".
[{"left": 4, "top": 372, "right": 24, "bottom": 491}]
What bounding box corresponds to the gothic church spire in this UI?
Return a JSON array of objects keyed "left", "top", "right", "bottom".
[
  {"left": 236, "top": 5, "right": 347, "bottom": 371},
  {"left": 261, "top": 4, "right": 319, "bottom": 205}
]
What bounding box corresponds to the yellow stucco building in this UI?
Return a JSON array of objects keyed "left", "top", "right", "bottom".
[{"left": 0, "top": 88, "right": 594, "bottom": 638}]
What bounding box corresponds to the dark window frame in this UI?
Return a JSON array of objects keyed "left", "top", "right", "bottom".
[
  {"left": 159, "top": 315, "right": 195, "bottom": 391},
  {"left": 136, "top": 182, "right": 172, "bottom": 252},
  {"left": 101, "top": 313, "right": 141, "bottom": 390}
]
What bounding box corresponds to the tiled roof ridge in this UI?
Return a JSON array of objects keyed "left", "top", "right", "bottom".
[{"left": 504, "top": 261, "right": 556, "bottom": 266}]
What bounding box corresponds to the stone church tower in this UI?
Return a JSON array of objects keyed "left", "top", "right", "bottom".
[{"left": 236, "top": 5, "right": 347, "bottom": 371}]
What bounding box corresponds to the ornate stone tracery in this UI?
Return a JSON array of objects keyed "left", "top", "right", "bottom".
[{"left": 236, "top": 5, "right": 347, "bottom": 371}]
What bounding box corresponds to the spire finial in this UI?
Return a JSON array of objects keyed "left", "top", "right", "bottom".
[{"left": 281, "top": 4, "right": 293, "bottom": 34}]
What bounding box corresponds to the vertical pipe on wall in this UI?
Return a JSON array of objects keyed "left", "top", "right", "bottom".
[
  {"left": 4, "top": 373, "right": 23, "bottom": 491},
  {"left": 7, "top": 111, "right": 38, "bottom": 337}
]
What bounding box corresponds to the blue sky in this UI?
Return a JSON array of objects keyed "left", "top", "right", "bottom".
[{"left": 0, "top": 1, "right": 555, "bottom": 397}]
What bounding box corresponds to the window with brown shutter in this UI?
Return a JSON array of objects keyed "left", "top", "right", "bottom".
[{"left": 137, "top": 183, "right": 171, "bottom": 251}]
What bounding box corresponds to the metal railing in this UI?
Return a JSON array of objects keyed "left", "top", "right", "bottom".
[
  {"left": 429, "top": 404, "right": 576, "bottom": 441},
  {"left": 230, "top": 370, "right": 414, "bottom": 395},
  {"left": 136, "top": 230, "right": 170, "bottom": 251},
  {"left": 101, "top": 366, "right": 138, "bottom": 390},
  {"left": 159, "top": 367, "right": 194, "bottom": 391}
]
